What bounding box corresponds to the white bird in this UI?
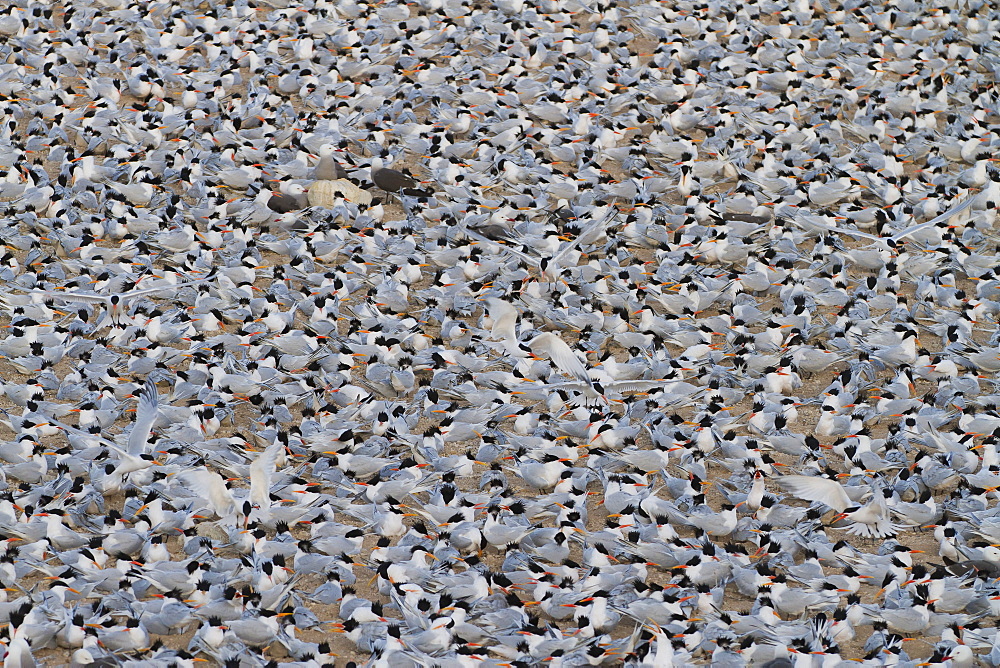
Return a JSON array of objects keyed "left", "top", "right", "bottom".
[
  {"left": 126, "top": 378, "right": 158, "bottom": 455},
  {"left": 485, "top": 297, "right": 520, "bottom": 344},
  {"left": 181, "top": 469, "right": 237, "bottom": 524},
  {"left": 3, "top": 637, "right": 35, "bottom": 668},
  {"left": 249, "top": 442, "right": 284, "bottom": 521},
  {"left": 867, "top": 598, "right": 935, "bottom": 634},
  {"left": 528, "top": 332, "right": 593, "bottom": 387}
]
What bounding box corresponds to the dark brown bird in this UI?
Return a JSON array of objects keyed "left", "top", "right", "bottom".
[
  {"left": 370, "top": 157, "right": 433, "bottom": 197},
  {"left": 267, "top": 184, "right": 309, "bottom": 213}
]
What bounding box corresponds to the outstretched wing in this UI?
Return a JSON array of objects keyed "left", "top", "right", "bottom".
[
  {"left": 778, "top": 475, "right": 851, "bottom": 513},
  {"left": 127, "top": 378, "right": 159, "bottom": 455},
  {"left": 530, "top": 332, "right": 593, "bottom": 387}
]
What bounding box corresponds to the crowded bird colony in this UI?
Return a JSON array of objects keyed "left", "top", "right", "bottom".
[{"left": 0, "top": 0, "right": 999, "bottom": 665}]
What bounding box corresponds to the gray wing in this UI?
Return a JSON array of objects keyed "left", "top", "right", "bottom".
[
  {"left": 890, "top": 196, "right": 976, "bottom": 242},
  {"left": 45, "top": 416, "right": 131, "bottom": 459},
  {"left": 5, "top": 277, "right": 207, "bottom": 304},
  {"left": 120, "top": 277, "right": 210, "bottom": 300},
  {"left": 789, "top": 216, "right": 881, "bottom": 242},
  {"left": 550, "top": 207, "right": 620, "bottom": 266},
  {"left": 461, "top": 226, "right": 538, "bottom": 265},
  {"left": 13, "top": 289, "right": 110, "bottom": 304},
  {"left": 543, "top": 378, "right": 679, "bottom": 393}
]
